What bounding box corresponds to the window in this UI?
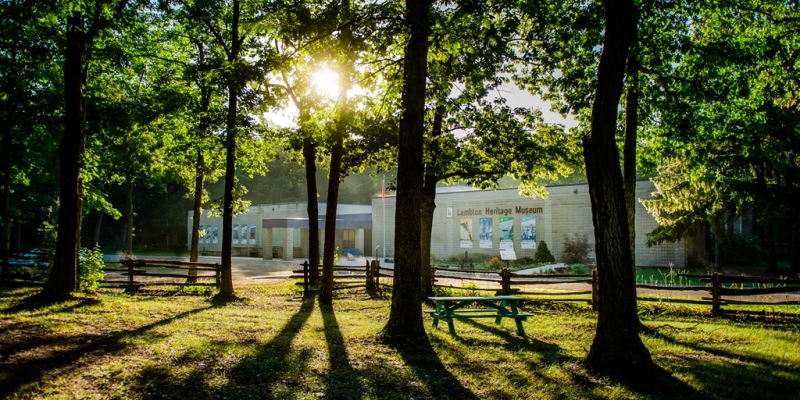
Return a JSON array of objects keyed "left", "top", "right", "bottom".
[{"left": 342, "top": 229, "right": 356, "bottom": 248}]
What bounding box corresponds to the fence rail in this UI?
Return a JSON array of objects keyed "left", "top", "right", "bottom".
[
  {"left": 105, "top": 259, "right": 221, "bottom": 292},
  {"left": 289, "top": 263, "right": 799, "bottom": 315},
  {"left": 293, "top": 259, "right": 390, "bottom": 293}
]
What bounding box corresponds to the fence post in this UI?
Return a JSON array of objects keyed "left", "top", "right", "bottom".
[
  {"left": 366, "top": 259, "right": 374, "bottom": 292},
  {"left": 430, "top": 265, "right": 437, "bottom": 290},
  {"left": 302, "top": 260, "right": 310, "bottom": 293},
  {"left": 591, "top": 269, "right": 599, "bottom": 311},
  {"left": 375, "top": 260, "right": 381, "bottom": 289},
  {"left": 125, "top": 260, "right": 135, "bottom": 293},
  {"left": 711, "top": 272, "right": 721, "bottom": 316},
  {"left": 500, "top": 268, "right": 511, "bottom": 295}
]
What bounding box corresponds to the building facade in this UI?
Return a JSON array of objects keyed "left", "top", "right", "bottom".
[
  {"left": 187, "top": 202, "right": 372, "bottom": 261},
  {"left": 371, "top": 181, "right": 694, "bottom": 267}
]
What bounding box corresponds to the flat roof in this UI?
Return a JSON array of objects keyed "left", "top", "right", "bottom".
[{"left": 262, "top": 213, "right": 372, "bottom": 229}]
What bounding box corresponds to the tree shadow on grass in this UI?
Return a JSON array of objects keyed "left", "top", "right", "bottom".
[
  {"left": 639, "top": 329, "right": 800, "bottom": 398},
  {"left": 0, "top": 296, "right": 102, "bottom": 315},
  {"left": 131, "top": 296, "right": 316, "bottom": 399},
  {"left": 457, "top": 318, "right": 563, "bottom": 355},
  {"left": 319, "top": 302, "right": 365, "bottom": 399},
  {"left": 391, "top": 335, "right": 479, "bottom": 400},
  {"left": 0, "top": 306, "right": 211, "bottom": 396}
]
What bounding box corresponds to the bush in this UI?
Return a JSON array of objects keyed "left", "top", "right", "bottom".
[
  {"left": 78, "top": 245, "right": 105, "bottom": 293},
  {"left": 534, "top": 241, "right": 555, "bottom": 263},
  {"left": 487, "top": 257, "right": 504, "bottom": 270},
  {"left": 569, "top": 263, "right": 588, "bottom": 274},
  {"left": 513, "top": 257, "right": 535, "bottom": 268},
  {"left": 561, "top": 233, "right": 593, "bottom": 265},
  {"left": 719, "top": 233, "right": 764, "bottom": 265}
]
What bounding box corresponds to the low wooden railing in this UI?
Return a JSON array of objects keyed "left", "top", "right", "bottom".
[
  {"left": 105, "top": 259, "right": 221, "bottom": 292},
  {"left": 293, "top": 259, "right": 392, "bottom": 293}
]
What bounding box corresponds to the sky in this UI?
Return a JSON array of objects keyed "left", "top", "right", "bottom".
[{"left": 265, "top": 71, "right": 578, "bottom": 130}]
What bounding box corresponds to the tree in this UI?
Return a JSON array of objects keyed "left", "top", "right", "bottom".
[
  {"left": 582, "top": 0, "right": 654, "bottom": 375},
  {"left": 0, "top": 0, "right": 60, "bottom": 276},
  {"left": 178, "top": 0, "right": 282, "bottom": 300},
  {"left": 413, "top": 0, "right": 579, "bottom": 296},
  {"left": 381, "top": 0, "right": 431, "bottom": 343},
  {"left": 41, "top": 0, "right": 131, "bottom": 300}
]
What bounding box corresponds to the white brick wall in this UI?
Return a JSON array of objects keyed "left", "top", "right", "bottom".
[{"left": 372, "top": 181, "right": 687, "bottom": 267}]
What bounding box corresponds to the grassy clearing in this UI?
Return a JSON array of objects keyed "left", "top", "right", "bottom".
[{"left": 1, "top": 282, "right": 798, "bottom": 400}]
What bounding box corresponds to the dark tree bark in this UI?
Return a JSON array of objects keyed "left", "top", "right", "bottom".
[
  {"left": 791, "top": 207, "right": 800, "bottom": 272},
  {"left": 0, "top": 29, "right": 16, "bottom": 279},
  {"left": 319, "top": 135, "right": 343, "bottom": 304},
  {"left": 218, "top": 0, "right": 243, "bottom": 300},
  {"left": 319, "top": 0, "right": 354, "bottom": 305},
  {"left": 42, "top": 12, "right": 88, "bottom": 299},
  {"left": 584, "top": 0, "right": 653, "bottom": 376},
  {"left": 304, "top": 137, "right": 320, "bottom": 285},
  {"left": 41, "top": 1, "right": 129, "bottom": 300},
  {"left": 382, "top": 0, "right": 431, "bottom": 343},
  {"left": 420, "top": 105, "right": 444, "bottom": 297},
  {"left": 420, "top": 180, "right": 436, "bottom": 297},
  {"left": 190, "top": 152, "right": 204, "bottom": 264},
  {"left": 1, "top": 134, "right": 10, "bottom": 277},
  {"left": 189, "top": 152, "right": 203, "bottom": 283},
  {"left": 125, "top": 173, "right": 133, "bottom": 258},
  {"left": 623, "top": 55, "right": 638, "bottom": 270}
]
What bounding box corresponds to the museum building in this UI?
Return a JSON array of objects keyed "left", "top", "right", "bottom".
[
  {"left": 187, "top": 202, "right": 372, "bottom": 260},
  {"left": 187, "top": 180, "right": 698, "bottom": 267},
  {"left": 371, "top": 181, "right": 696, "bottom": 268}
]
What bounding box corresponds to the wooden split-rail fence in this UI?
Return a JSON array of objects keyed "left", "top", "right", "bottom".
[
  {"left": 430, "top": 267, "right": 799, "bottom": 315},
  {"left": 294, "top": 260, "right": 392, "bottom": 293},
  {"left": 102, "top": 259, "right": 221, "bottom": 292}
]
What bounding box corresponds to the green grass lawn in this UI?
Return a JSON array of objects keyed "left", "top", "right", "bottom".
[{"left": 0, "top": 283, "right": 798, "bottom": 399}]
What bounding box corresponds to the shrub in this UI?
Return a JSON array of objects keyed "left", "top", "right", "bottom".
[
  {"left": 719, "top": 233, "right": 764, "bottom": 265},
  {"left": 534, "top": 241, "right": 555, "bottom": 263},
  {"left": 487, "top": 257, "right": 504, "bottom": 270},
  {"left": 561, "top": 233, "right": 593, "bottom": 265},
  {"left": 513, "top": 257, "right": 535, "bottom": 268},
  {"left": 569, "top": 263, "right": 588, "bottom": 274},
  {"left": 78, "top": 245, "right": 105, "bottom": 293}
]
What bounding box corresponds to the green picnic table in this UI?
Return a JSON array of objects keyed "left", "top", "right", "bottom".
[{"left": 426, "top": 296, "right": 531, "bottom": 335}]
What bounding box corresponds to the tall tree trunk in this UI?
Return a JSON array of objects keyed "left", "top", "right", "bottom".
[
  {"left": 0, "top": 37, "right": 15, "bottom": 278},
  {"left": 382, "top": 0, "right": 431, "bottom": 343},
  {"left": 93, "top": 211, "right": 104, "bottom": 246},
  {"left": 420, "top": 183, "right": 436, "bottom": 297},
  {"left": 304, "top": 137, "right": 320, "bottom": 285},
  {"left": 125, "top": 173, "right": 133, "bottom": 259},
  {"left": 791, "top": 207, "right": 800, "bottom": 272},
  {"left": 190, "top": 152, "right": 204, "bottom": 264},
  {"left": 420, "top": 105, "right": 444, "bottom": 297},
  {"left": 43, "top": 12, "right": 87, "bottom": 299},
  {"left": 584, "top": 0, "right": 653, "bottom": 376},
  {"left": 319, "top": 135, "right": 343, "bottom": 304},
  {"left": 189, "top": 152, "right": 204, "bottom": 283},
  {"left": 623, "top": 55, "right": 638, "bottom": 270},
  {"left": 320, "top": 0, "right": 354, "bottom": 304},
  {"left": 1, "top": 149, "right": 10, "bottom": 277},
  {"left": 218, "top": 0, "right": 242, "bottom": 300}
]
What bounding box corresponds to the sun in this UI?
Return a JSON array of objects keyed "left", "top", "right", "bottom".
[{"left": 312, "top": 67, "right": 340, "bottom": 98}]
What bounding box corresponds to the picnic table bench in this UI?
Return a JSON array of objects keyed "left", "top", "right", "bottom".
[{"left": 426, "top": 296, "right": 531, "bottom": 335}]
